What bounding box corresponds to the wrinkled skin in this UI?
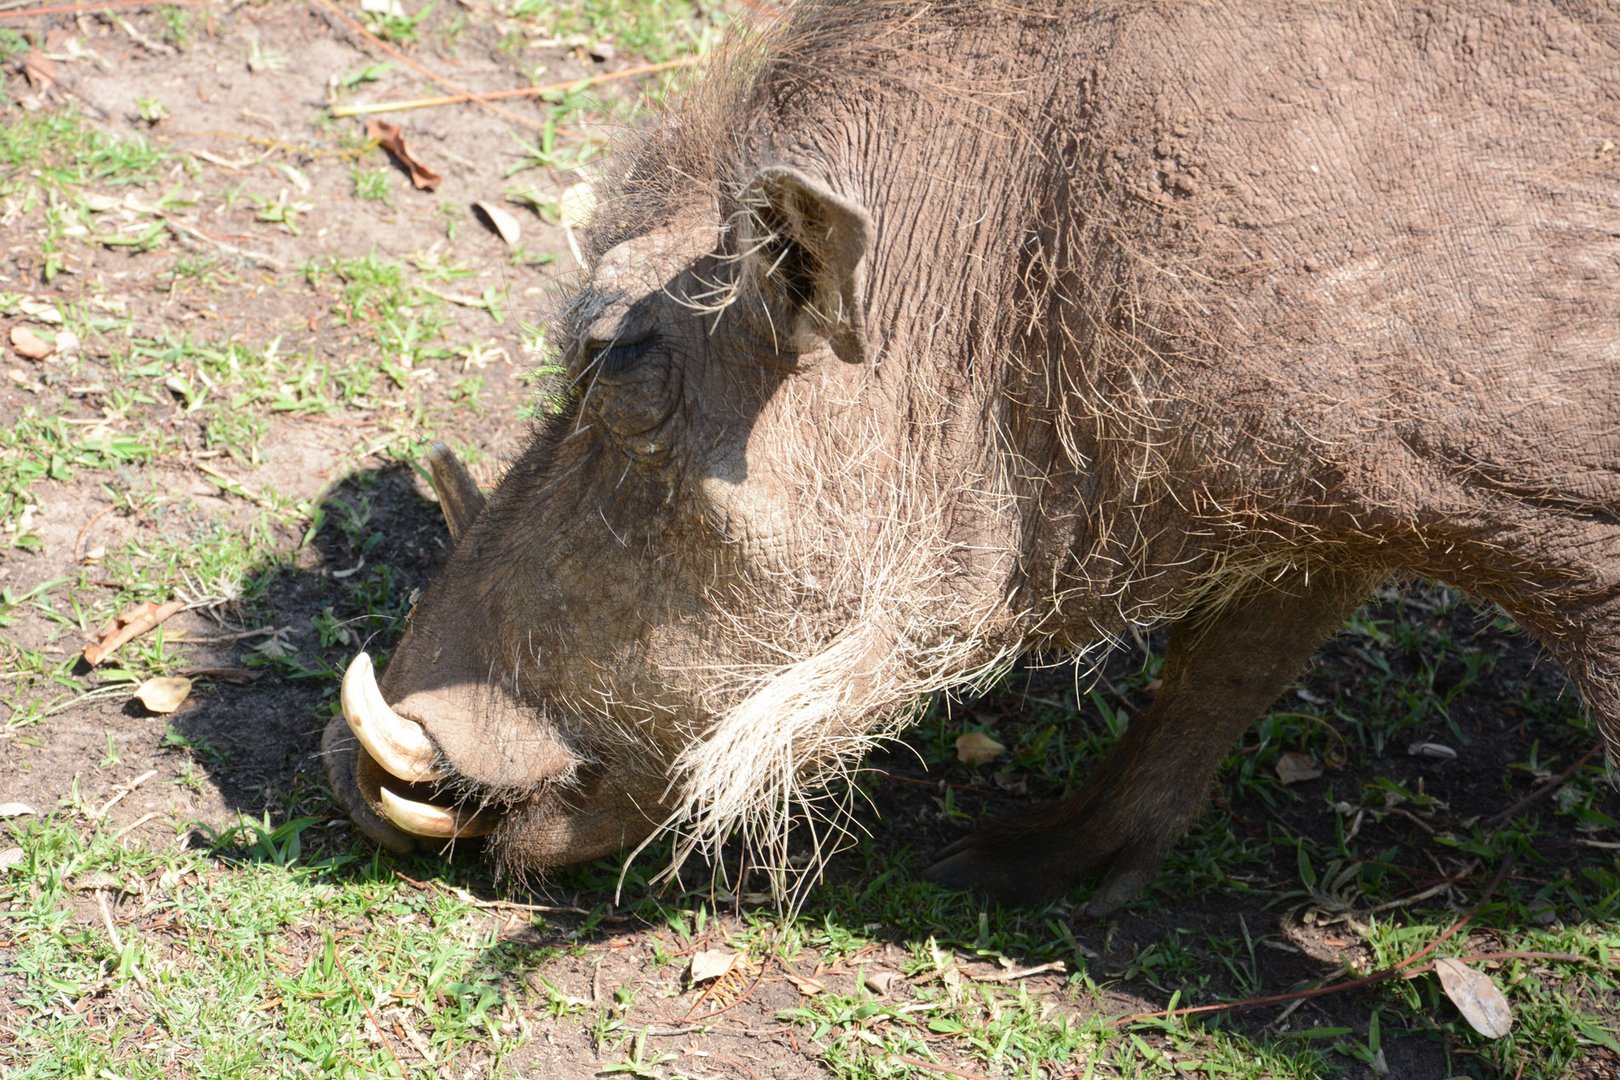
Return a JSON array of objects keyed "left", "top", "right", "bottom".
[{"left": 325, "top": 1, "right": 1620, "bottom": 913}]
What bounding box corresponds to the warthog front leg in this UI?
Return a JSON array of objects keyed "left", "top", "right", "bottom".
[{"left": 927, "top": 563, "right": 1387, "bottom": 915}]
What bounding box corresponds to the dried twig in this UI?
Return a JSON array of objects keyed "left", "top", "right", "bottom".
[
  {"left": 0, "top": 0, "right": 203, "bottom": 17},
  {"left": 310, "top": 0, "right": 546, "bottom": 133},
  {"left": 1484, "top": 741, "right": 1606, "bottom": 828},
  {"left": 894, "top": 1057, "right": 990, "bottom": 1080},
  {"left": 391, "top": 870, "right": 626, "bottom": 919},
  {"left": 73, "top": 503, "right": 116, "bottom": 562},
  {"left": 97, "top": 890, "right": 150, "bottom": 989},
  {"left": 328, "top": 57, "right": 699, "bottom": 118},
  {"left": 1106, "top": 856, "right": 1517, "bottom": 1028},
  {"left": 96, "top": 770, "right": 157, "bottom": 820},
  {"left": 331, "top": 944, "right": 408, "bottom": 1075}
]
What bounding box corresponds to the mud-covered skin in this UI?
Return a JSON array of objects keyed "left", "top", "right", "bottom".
[{"left": 326, "top": 2, "right": 1620, "bottom": 909}]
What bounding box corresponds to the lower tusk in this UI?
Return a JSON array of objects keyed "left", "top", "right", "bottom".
[
  {"left": 341, "top": 652, "right": 448, "bottom": 783},
  {"left": 378, "top": 785, "right": 496, "bottom": 838}
]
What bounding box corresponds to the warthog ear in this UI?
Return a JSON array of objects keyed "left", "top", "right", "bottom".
[{"left": 739, "top": 166, "right": 871, "bottom": 364}]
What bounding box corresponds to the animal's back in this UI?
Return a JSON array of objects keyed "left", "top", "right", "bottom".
[{"left": 1054, "top": 2, "right": 1618, "bottom": 588}]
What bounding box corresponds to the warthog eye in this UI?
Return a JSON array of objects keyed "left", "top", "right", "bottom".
[{"left": 584, "top": 332, "right": 654, "bottom": 383}]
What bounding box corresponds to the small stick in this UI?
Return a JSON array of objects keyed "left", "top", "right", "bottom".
[
  {"left": 328, "top": 57, "right": 699, "bottom": 118},
  {"left": 970, "top": 960, "right": 1067, "bottom": 983},
  {"left": 894, "top": 1057, "right": 990, "bottom": 1080},
  {"left": 391, "top": 870, "right": 626, "bottom": 918},
  {"left": 1483, "top": 740, "right": 1606, "bottom": 828},
  {"left": 1106, "top": 855, "right": 1516, "bottom": 1028},
  {"left": 97, "top": 890, "right": 150, "bottom": 989},
  {"left": 113, "top": 811, "right": 160, "bottom": 841},
  {"left": 73, "top": 503, "right": 116, "bottom": 563},
  {"left": 96, "top": 769, "right": 157, "bottom": 820},
  {"left": 0, "top": 0, "right": 202, "bottom": 17},
  {"left": 331, "top": 945, "right": 408, "bottom": 1075},
  {"left": 310, "top": 0, "right": 546, "bottom": 133}
]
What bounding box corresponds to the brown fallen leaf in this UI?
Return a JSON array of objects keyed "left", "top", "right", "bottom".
[
  {"left": 84, "top": 599, "right": 187, "bottom": 666},
  {"left": 0, "top": 803, "right": 37, "bottom": 818},
  {"left": 781, "top": 967, "right": 828, "bottom": 996},
  {"left": 1275, "top": 750, "right": 1323, "bottom": 785},
  {"left": 1434, "top": 957, "right": 1513, "bottom": 1038},
  {"left": 955, "top": 730, "right": 1006, "bottom": 766},
  {"left": 864, "top": 970, "right": 903, "bottom": 996},
  {"left": 9, "top": 325, "right": 54, "bottom": 361},
  {"left": 21, "top": 50, "right": 56, "bottom": 94},
  {"left": 689, "top": 947, "right": 739, "bottom": 983},
  {"left": 473, "top": 200, "right": 522, "bottom": 248},
  {"left": 134, "top": 676, "right": 193, "bottom": 714},
  {"left": 365, "top": 118, "right": 441, "bottom": 191}
]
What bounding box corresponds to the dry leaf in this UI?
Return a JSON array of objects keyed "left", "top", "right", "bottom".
[
  {"left": 781, "top": 968, "right": 827, "bottom": 996},
  {"left": 365, "top": 118, "right": 441, "bottom": 191},
  {"left": 474, "top": 200, "right": 522, "bottom": 248},
  {"left": 557, "top": 181, "right": 596, "bottom": 229},
  {"left": 9, "top": 325, "right": 53, "bottom": 360},
  {"left": 955, "top": 731, "right": 1006, "bottom": 766},
  {"left": 0, "top": 803, "right": 37, "bottom": 818},
  {"left": 689, "top": 947, "right": 738, "bottom": 983},
  {"left": 134, "top": 676, "right": 193, "bottom": 714},
  {"left": 18, "top": 299, "right": 61, "bottom": 323},
  {"left": 21, "top": 50, "right": 56, "bottom": 93},
  {"left": 865, "top": 971, "right": 903, "bottom": 996},
  {"left": 1407, "top": 741, "right": 1458, "bottom": 761},
  {"left": 1434, "top": 957, "right": 1513, "bottom": 1038},
  {"left": 1275, "top": 751, "right": 1323, "bottom": 785},
  {"left": 84, "top": 599, "right": 187, "bottom": 665},
  {"left": 0, "top": 847, "right": 23, "bottom": 873}
]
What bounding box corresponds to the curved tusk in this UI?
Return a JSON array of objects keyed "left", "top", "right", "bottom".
[
  {"left": 341, "top": 652, "right": 448, "bottom": 783},
  {"left": 378, "top": 785, "right": 496, "bottom": 838},
  {"left": 428, "top": 441, "right": 486, "bottom": 545}
]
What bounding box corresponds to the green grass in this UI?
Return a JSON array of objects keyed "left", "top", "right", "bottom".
[{"left": 0, "top": 815, "right": 566, "bottom": 1078}]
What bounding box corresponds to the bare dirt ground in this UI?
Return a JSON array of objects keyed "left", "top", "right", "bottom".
[{"left": 0, "top": 4, "right": 1616, "bottom": 1079}]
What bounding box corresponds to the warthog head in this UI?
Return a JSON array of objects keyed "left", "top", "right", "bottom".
[{"left": 322, "top": 34, "right": 1047, "bottom": 881}]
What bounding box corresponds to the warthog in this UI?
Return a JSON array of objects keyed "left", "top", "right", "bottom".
[{"left": 324, "top": 0, "right": 1619, "bottom": 913}]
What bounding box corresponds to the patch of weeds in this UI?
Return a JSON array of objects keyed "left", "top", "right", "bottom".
[
  {"left": 0, "top": 109, "right": 165, "bottom": 194},
  {"left": 361, "top": 3, "right": 435, "bottom": 43},
  {"left": 156, "top": 5, "right": 196, "bottom": 48},
  {"left": 249, "top": 190, "right": 312, "bottom": 234},
  {"left": 505, "top": 112, "right": 601, "bottom": 177},
  {"left": 516, "top": 323, "right": 573, "bottom": 420},
  {"left": 134, "top": 96, "right": 169, "bottom": 126},
  {"left": 245, "top": 34, "right": 286, "bottom": 74},
  {"left": 0, "top": 409, "right": 167, "bottom": 540},
  {"left": 303, "top": 255, "right": 452, "bottom": 374},
  {"left": 0, "top": 27, "right": 31, "bottom": 63},
  {"left": 350, "top": 163, "right": 393, "bottom": 204},
  {"left": 0, "top": 816, "right": 546, "bottom": 1076},
  {"left": 504, "top": 0, "right": 725, "bottom": 64}
]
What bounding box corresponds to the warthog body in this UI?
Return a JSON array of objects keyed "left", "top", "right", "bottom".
[{"left": 326, "top": 1, "right": 1620, "bottom": 911}]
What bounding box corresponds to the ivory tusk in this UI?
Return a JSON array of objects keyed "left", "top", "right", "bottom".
[
  {"left": 341, "top": 652, "right": 449, "bottom": 783},
  {"left": 378, "top": 785, "right": 496, "bottom": 838},
  {"left": 428, "top": 441, "right": 486, "bottom": 544}
]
